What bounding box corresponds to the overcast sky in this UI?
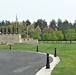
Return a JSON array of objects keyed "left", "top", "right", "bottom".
[{"left": 0, "top": 0, "right": 76, "bottom": 23}]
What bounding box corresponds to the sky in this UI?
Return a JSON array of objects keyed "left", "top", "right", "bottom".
[{"left": 0, "top": 0, "right": 76, "bottom": 24}]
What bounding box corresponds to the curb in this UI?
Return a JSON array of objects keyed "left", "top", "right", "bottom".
[{"left": 35, "top": 52, "right": 60, "bottom": 75}]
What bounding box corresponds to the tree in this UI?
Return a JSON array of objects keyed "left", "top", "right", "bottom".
[
  {"left": 34, "top": 19, "right": 47, "bottom": 30},
  {"left": 25, "top": 19, "right": 31, "bottom": 38},
  {"left": 28, "top": 25, "right": 34, "bottom": 38},
  {"left": 50, "top": 30, "right": 64, "bottom": 41},
  {"left": 75, "top": 33, "right": 76, "bottom": 40},
  {"left": 57, "top": 20, "right": 72, "bottom": 40},
  {"left": 1, "top": 20, "right": 5, "bottom": 26},
  {"left": 66, "top": 29, "right": 76, "bottom": 43},
  {"left": 73, "top": 20, "right": 76, "bottom": 32},
  {"left": 5, "top": 20, "right": 11, "bottom": 25},
  {"left": 18, "top": 25, "right": 23, "bottom": 34},
  {"left": 35, "top": 26, "right": 41, "bottom": 34},
  {"left": 32, "top": 33, "right": 41, "bottom": 40},
  {"left": 42, "top": 27, "right": 54, "bottom": 34},
  {"left": 61, "top": 20, "right": 72, "bottom": 35},
  {"left": 42, "top": 33, "right": 51, "bottom": 40},
  {"left": 57, "top": 18, "right": 63, "bottom": 31},
  {"left": 22, "top": 20, "right": 26, "bottom": 26},
  {"left": 56, "top": 31, "right": 64, "bottom": 41},
  {"left": 26, "top": 19, "right": 31, "bottom": 26},
  {"left": 50, "top": 31, "right": 58, "bottom": 41},
  {"left": 49, "top": 19, "right": 57, "bottom": 30},
  {"left": 32, "top": 26, "right": 41, "bottom": 40}
]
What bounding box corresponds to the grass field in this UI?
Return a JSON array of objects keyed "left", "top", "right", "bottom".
[{"left": 0, "top": 43, "right": 76, "bottom": 75}]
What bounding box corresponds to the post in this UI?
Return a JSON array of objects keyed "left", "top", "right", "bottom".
[
  {"left": 9, "top": 45, "right": 11, "bottom": 50},
  {"left": 46, "top": 53, "right": 50, "bottom": 69},
  {"left": 36, "top": 45, "right": 38, "bottom": 52},
  {"left": 54, "top": 48, "right": 57, "bottom": 57},
  {"left": 27, "top": 26, "right": 28, "bottom": 39}
]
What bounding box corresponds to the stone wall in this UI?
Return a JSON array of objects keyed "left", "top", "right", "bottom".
[
  {"left": 0, "top": 34, "right": 22, "bottom": 44},
  {"left": 0, "top": 34, "right": 38, "bottom": 44},
  {"left": 22, "top": 38, "right": 38, "bottom": 44}
]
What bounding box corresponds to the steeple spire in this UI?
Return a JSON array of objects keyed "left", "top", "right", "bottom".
[
  {"left": 16, "top": 14, "right": 18, "bottom": 23},
  {"left": 15, "top": 14, "right": 18, "bottom": 34},
  {"left": 15, "top": 14, "right": 18, "bottom": 26}
]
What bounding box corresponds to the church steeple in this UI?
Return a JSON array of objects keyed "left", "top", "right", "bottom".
[
  {"left": 15, "top": 14, "right": 18, "bottom": 34},
  {"left": 15, "top": 14, "right": 18, "bottom": 27},
  {"left": 16, "top": 14, "right": 18, "bottom": 23}
]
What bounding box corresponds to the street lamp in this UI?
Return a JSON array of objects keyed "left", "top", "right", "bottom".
[{"left": 26, "top": 23, "right": 29, "bottom": 39}]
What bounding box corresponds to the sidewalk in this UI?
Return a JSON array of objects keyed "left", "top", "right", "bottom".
[{"left": 35, "top": 53, "right": 60, "bottom": 75}]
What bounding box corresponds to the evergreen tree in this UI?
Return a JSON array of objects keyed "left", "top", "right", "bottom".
[
  {"left": 73, "top": 20, "right": 76, "bottom": 32},
  {"left": 57, "top": 19, "right": 63, "bottom": 31},
  {"left": 49, "top": 19, "right": 56, "bottom": 30},
  {"left": 34, "top": 19, "right": 47, "bottom": 30}
]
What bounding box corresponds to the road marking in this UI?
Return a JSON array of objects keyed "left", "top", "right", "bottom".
[{"left": 12, "top": 66, "right": 30, "bottom": 73}]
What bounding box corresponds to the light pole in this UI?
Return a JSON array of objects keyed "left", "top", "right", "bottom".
[
  {"left": 27, "top": 25, "right": 28, "bottom": 39},
  {"left": 26, "top": 23, "right": 29, "bottom": 39}
]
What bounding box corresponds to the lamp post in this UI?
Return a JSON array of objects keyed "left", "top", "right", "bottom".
[
  {"left": 26, "top": 23, "right": 29, "bottom": 39},
  {"left": 27, "top": 25, "right": 28, "bottom": 39}
]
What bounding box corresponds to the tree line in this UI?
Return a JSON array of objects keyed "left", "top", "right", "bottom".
[{"left": 0, "top": 19, "right": 76, "bottom": 42}]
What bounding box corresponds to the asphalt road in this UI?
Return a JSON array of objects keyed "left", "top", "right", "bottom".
[{"left": 0, "top": 50, "right": 53, "bottom": 75}]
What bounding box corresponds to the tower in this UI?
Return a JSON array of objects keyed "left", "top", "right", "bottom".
[
  {"left": 15, "top": 14, "right": 18, "bottom": 34},
  {"left": 16, "top": 14, "right": 18, "bottom": 23}
]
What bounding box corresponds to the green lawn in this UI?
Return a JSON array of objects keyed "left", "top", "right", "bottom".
[{"left": 0, "top": 43, "right": 76, "bottom": 75}]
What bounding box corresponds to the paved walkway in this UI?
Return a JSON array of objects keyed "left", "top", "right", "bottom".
[
  {"left": 35, "top": 52, "right": 60, "bottom": 75},
  {"left": 0, "top": 50, "right": 53, "bottom": 75}
]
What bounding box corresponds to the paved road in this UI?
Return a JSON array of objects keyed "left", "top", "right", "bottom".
[{"left": 0, "top": 50, "right": 53, "bottom": 75}]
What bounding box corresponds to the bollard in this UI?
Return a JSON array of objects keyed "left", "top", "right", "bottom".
[
  {"left": 36, "top": 45, "right": 38, "bottom": 52},
  {"left": 46, "top": 53, "right": 50, "bottom": 69},
  {"left": 54, "top": 48, "right": 57, "bottom": 57},
  {"left": 9, "top": 45, "right": 11, "bottom": 50}
]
